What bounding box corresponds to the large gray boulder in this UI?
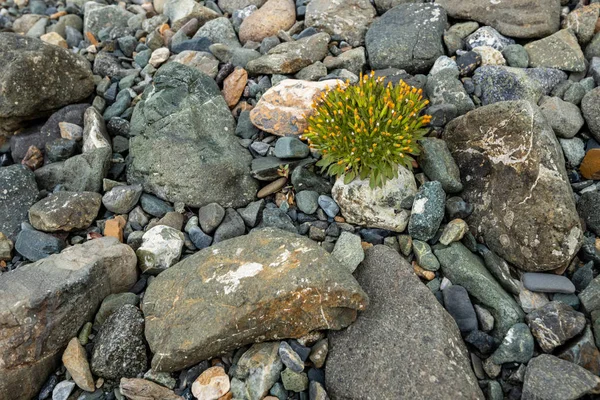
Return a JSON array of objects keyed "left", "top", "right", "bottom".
[
  {"left": 0, "top": 33, "right": 94, "bottom": 136},
  {"left": 0, "top": 164, "right": 38, "bottom": 240},
  {"left": 142, "top": 228, "right": 368, "bottom": 372},
  {"left": 326, "top": 245, "right": 484, "bottom": 399},
  {"left": 0, "top": 238, "right": 137, "bottom": 400},
  {"left": 435, "top": 0, "right": 560, "bottom": 39},
  {"left": 365, "top": 3, "right": 446, "bottom": 74},
  {"left": 128, "top": 62, "right": 258, "bottom": 208},
  {"left": 444, "top": 100, "right": 582, "bottom": 272}
]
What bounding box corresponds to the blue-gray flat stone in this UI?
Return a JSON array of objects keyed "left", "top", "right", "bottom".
[{"left": 522, "top": 272, "right": 576, "bottom": 294}]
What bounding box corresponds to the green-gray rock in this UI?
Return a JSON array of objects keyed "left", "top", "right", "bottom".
[
  {"left": 128, "top": 62, "right": 258, "bottom": 208},
  {"left": 524, "top": 29, "right": 586, "bottom": 72},
  {"left": 28, "top": 191, "right": 102, "bottom": 232},
  {"left": 490, "top": 323, "right": 534, "bottom": 364},
  {"left": 94, "top": 292, "right": 140, "bottom": 326},
  {"left": 408, "top": 181, "right": 446, "bottom": 241},
  {"left": 412, "top": 240, "right": 440, "bottom": 271},
  {"left": 281, "top": 368, "right": 308, "bottom": 392},
  {"left": 231, "top": 342, "right": 283, "bottom": 400},
  {"left": 434, "top": 242, "right": 524, "bottom": 338},
  {"left": 0, "top": 33, "right": 94, "bottom": 135},
  {"left": 142, "top": 228, "right": 368, "bottom": 372},
  {"left": 418, "top": 137, "right": 463, "bottom": 193}
]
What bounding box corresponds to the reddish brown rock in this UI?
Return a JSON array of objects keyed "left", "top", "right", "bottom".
[
  {"left": 222, "top": 68, "right": 248, "bottom": 109},
  {"left": 0, "top": 238, "right": 137, "bottom": 400},
  {"left": 21, "top": 145, "right": 43, "bottom": 170},
  {"left": 580, "top": 148, "right": 600, "bottom": 180},
  {"left": 142, "top": 228, "right": 368, "bottom": 372},
  {"left": 238, "top": 0, "right": 296, "bottom": 44},
  {"left": 249, "top": 79, "right": 343, "bottom": 136},
  {"left": 120, "top": 378, "right": 183, "bottom": 400}
]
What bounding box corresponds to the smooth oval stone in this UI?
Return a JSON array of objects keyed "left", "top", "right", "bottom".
[{"left": 522, "top": 272, "right": 576, "bottom": 294}]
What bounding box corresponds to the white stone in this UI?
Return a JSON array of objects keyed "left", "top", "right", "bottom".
[
  {"left": 472, "top": 46, "right": 506, "bottom": 66},
  {"left": 149, "top": 47, "right": 171, "bottom": 68},
  {"left": 82, "top": 107, "right": 111, "bottom": 154},
  {"left": 136, "top": 225, "right": 185, "bottom": 275},
  {"left": 331, "top": 166, "right": 417, "bottom": 232}
]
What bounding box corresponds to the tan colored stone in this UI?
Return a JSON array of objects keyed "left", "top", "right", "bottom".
[
  {"left": 62, "top": 338, "right": 95, "bottom": 392},
  {"left": 40, "top": 32, "right": 68, "bottom": 48},
  {"left": 472, "top": 46, "right": 506, "bottom": 66},
  {"left": 439, "top": 219, "right": 469, "bottom": 245},
  {"left": 172, "top": 51, "right": 219, "bottom": 78},
  {"left": 413, "top": 262, "right": 435, "bottom": 281},
  {"left": 12, "top": 14, "right": 44, "bottom": 34},
  {"left": 238, "top": 0, "right": 296, "bottom": 44},
  {"left": 191, "top": 366, "right": 230, "bottom": 400},
  {"left": 249, "top": 79, "right": 343, "bottom": 136},
  {"left": 257, "top": 177, "right": 287, "bottom": 198},
  {"left": 580, "top": 148, "right": 600, "bottom": 180},
  {"left": 59, "top": 121, "right": 84, "bottom": 141},
  {"left": 120, "top": 378, "right": 183, "bottom": 400},
  {"left": 149, "top": 47, "right": 170, "bottom": 68},
  {"left": 104, "top": 216, "right": 126, "bottom": 242},
  {"left": 222, "top": 68, "right": 248, "bottom": 108},
  {"left": 218, "top": 393, "right": 233, "bottom": 400}
]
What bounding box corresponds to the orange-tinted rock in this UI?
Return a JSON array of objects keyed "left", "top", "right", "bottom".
[
  {"left": 191, "top": 366, "right": 230, "bottom": 399},
  {"left": 143, "top": 228, "right": 368, "bottom": 372},
  {"left": 119, "top": 378, "right": 183, "bottom": 400},
  {"left": 580, "top": 148, "right": 600, "bottom": 180},
  {"left": 249, "top": 79, "right": 343, "bottom": 136},
  {"left": 104, "top": 216, "right": 126, "bottom": 242},
  {"left": 62, "top": 338, "right": 95, "bottom": 392},
  {"left": 222, "top": 68, "right": 248, "bottom": 108},
  {"left": 21, "top": 145, "right": 43, "bottom": 170},
  {"left": 238, "top": 0, "right": 296, "bottom": 44}
]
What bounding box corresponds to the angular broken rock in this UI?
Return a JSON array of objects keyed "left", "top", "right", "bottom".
[
  {"left": 0, "top": 238, "right": 137, "bottom": 400},
  {"left": 444, "top": 100, "right": 582, "bottom": 272},
  {"left": 120, "top": 378, "right": 183, "bottom": 400},
  {"left": 142, "top": 228, "right": 368, "bottom": 372},
  {"left": 250, "top": 79, "right": 344, "bottom": 136},
  {"left": 128, "top": 62, "right": 258, "bottom": 208}
]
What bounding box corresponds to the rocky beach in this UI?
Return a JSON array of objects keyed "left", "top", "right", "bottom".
[{"left": 1, "top": 0, "right": 600, "bottom": 399}]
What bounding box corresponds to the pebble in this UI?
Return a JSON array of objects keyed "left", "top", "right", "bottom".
[
  {"left": 102, "top": 184, "right": 143, "bottom": 214},
  {"left": 580, "top": 148, "right": 600, "bottom": 179},
  {"left": 237, "top": 199, "right": 265, "bottom": 227},
  {"left": 490, "top": 323, "right": 534, "bottom": 365},
  {"left": 189, "top": 226, "right": 213, "bottom": 250},
  {"left": 331, "top": 231, "right": 364, "bottom": 273},
  {"left": 309, "top": 339, "right": 328, "bottom": 369},
  {"left": 274, "top": 136, "right": 310, "bottom": 159},
  {"left": 279, "top": 341, "right": 304, "bottom": 373},
  {"left": 464, "top": 330, "right": 499, "bottom": 354},
  {"left": 408, "top": 181, "right": 446, "bottom": 241},
  {"left": 526, "top": 301, "right": 586, "bottom": 353},
  {"left": 213, "top": 208, "right": 246, "bottom": 243},
  {"left": 522, "top": 272, "right": 576, "bottom": 294},
  {"left": 51, "top": 380, "right": 75, "bottom": 400},
  {"left": 412, "top": 240, "right": 440, "bottom": 271},
  {"left": 95, "top": 292, "right": 140, "bottom": 326},
  {"left": 442, "top": 285, "right": 478, "bottom": 335},
  {"left": 519, "top": 286, "right": 549, "bottom": 314},
  {"left": 317, "top": 195, "right": 339, "bottom": 218},
  {"left": 62, "top": 338, "right": 95, "bottom": 392},
  {"left": 0, "top": 232, "right": 13, "bottom": 261},
  {"left": 439, "top": 219, "right": 468, "bottom": 245},
  {"left": 281, "top": 368, "right": 309, "bottom": 392},
  {"left": 15, "top": 229, "right": 66, "bottom": 262},
  {"left": 474, "top": 304, "right": 494, "bottom": 332},
  {"left": 136, "top": 225, "right": 185, "bottom": 275},
  {"left": 198, "top": 203, "right": 226, "bottom": 234},
  {"left": 257, "top": 177, "right": 288, "bottom": 198},
  {"left": 149, "top": 47, "right": 171, "bottom": 68},
  {"left": 222, "top": 67, "right": 248, "bottom": 108},
  {"left": 295, "top": 190, "right": 319, "bottom": 214},
  {"left": 572, "top": 262, "right": 594, "bottom": 292},
  {"left": 191, "top": 366, "right": 230, "bottom": 400},
  {"left": 559, "top": 137, "right": 586, "bottom": 167},
  {"left": 120, "top": 378, "right": 182, "bottom": 400},
  {"left": 140, "top": 194, "right": 174, "bottom": 218},
  {"left": 104, "top": 216, "right": 126, "bottom": 243}
]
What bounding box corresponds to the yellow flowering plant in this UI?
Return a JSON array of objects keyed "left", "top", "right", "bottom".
[{"left": 302, "top": 71, "right": 432, "bottom": 188}]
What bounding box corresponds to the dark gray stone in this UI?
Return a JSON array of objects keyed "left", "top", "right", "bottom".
[
  {"left": 213, "top": 208, "right": 246, "bottom": 243},
  {"left": 522, "top": 272, "right": 576, "bottom": 294},
  {"left": 291, "top": 166, "right": 331, "bottom": 194},
  {"left": 0, "top": 164, "right": 38, "bottom": 240},
  {"left": 198, "top": 203, "right": 226, "bottom": 234},
  {"left": 188, "top": 226, "right": 213, "bottom": 250},
  {"left": 274, "top": 137, "right": 310, "bottom": 159},
  {"left": 326, "top": 246, "right": 484, "bottom": 399},
  {"left": 259, "top": 207, "right": 297, "bottom": 233},
  {"left": 526, "top": 301, "right": 586, "bottom": 353},
  {"left": 127, "top": 62, "right": 258, "bottom": 208},
  {"left": 442, "top": 285, "right": 478, "bottom": 335},
  {"left": 102, "top": 184, "right": 143, "bottom": 214},
  {"left": 91, "top": 305, "right": 147, "bottom": 383},
  {"left": 365, "top": 3, "right": 446, "bottom": 74},
  {"left": 522, "top": 354, "right": 600, "bottom": 400},
  {"left": 0, "top": 33, "right": 94, "bottom": 135},
  {"left": 140, "top": 193, "right": 174, "bottom": 218},
  {"left": 15, "top": 229, "right": 66, "bottom": 261}
]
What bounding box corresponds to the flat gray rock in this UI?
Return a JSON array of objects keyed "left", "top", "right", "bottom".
[
  {"left": 326, "top": 245, "right": 484, "bottom": 400},
  {"left": 522, "top": 272, "right": 576, "bottom": 294}
]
